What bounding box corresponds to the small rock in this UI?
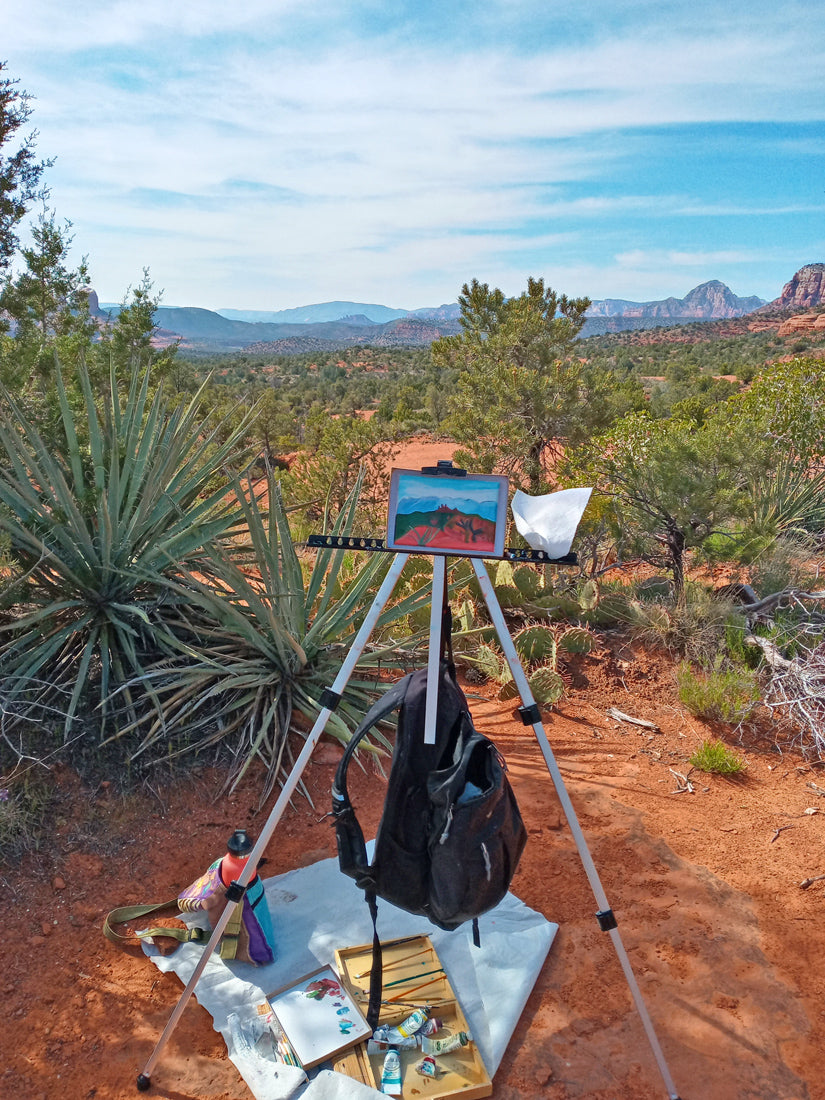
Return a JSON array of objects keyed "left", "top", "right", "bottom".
[
  {"left": 53, "top": 876, "right": 67, "bottom": 891},
  {"left": 40, "top": 922, "right": 51, "bottom": 936}
]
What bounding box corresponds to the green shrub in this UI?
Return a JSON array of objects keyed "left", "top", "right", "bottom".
[
  {"left": 677, "top": 661, "right": 760, "bottom": 723},
  {"left": 0, "top": 771, "right": 54, "bottom": 862},
  {"left": 688, "top": 738, "right": 748, "bottom": 776}
]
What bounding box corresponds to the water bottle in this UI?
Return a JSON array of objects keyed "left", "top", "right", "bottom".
[{"left": 220, "top": 829, "right": 255, "bottom": 886}]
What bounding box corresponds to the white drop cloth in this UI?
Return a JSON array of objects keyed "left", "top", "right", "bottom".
[{"left": 146, "top": 853, "right": 557, "bottom": 1100}]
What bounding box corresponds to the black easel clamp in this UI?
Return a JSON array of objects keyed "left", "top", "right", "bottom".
[
  {"left": 596, "top": 908, "right": 618, "bottom": 932},
  {"left": 225, "top": 881, "right": 247, "bottom": 903},
  {"left": 518, "top": 703, "right": 542, "bottom": 726},
  {"left": 320, "top": 688, "right": 342, "bottom": 710}
]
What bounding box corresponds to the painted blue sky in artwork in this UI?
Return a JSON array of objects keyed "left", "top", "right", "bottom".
[
  {"left": 3, "top": 1, "right": 824, "bottom": 311},
  {"left": 394, "top": 474, "right": 503, "bottom": 522}
]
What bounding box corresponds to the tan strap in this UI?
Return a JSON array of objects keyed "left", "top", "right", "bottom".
[
  {"left": 103, "top": 900, "right": 207, "bottom": 950},
  {"left": 218, "top": 897, "right": 245, "bottom": 960}
]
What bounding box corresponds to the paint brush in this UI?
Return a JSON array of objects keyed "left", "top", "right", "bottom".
[
  {"left": 386, "top": 974, "right": 447, "bottom": 1002},
  {"left": 382, "top": 966, "right": 444, "bottom": 989},
  {"left": 354, "top": 945, "right": 430, "bottom": 979}
]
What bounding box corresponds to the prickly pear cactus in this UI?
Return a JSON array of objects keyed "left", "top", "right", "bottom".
[
  {"left": 557, "top": 626, "right": 594, "bottom": 655},
  {"left": 494, "top": 584, "right": 527, "bottom": 609},
  {"left": 577, "top": 579, "right": 600, "bottom": 612},
  {"left": 512, "top": 565, "right": 543, "bottom": 599},
  {"left": 495, "top": 560, "right": 516, "bottom": 588},
  {"left": 469, "top": 642, "right": 506, "bottom": 682},
  {"left": 527, "top": 593, "right": 582, "bottom": 621},
  {"left": 514, "top": 625, "right": 558, "bottom": 665},
  {"left": 528, "top": 666, "right": 565, "bottom": 705}
]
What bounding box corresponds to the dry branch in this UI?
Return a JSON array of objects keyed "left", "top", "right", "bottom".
[
  {"left": 605, "top": 707, "right": 660, "bottom": 731},
  {"left": 752, "top": 639, "right": 825, "bottom": 758}
]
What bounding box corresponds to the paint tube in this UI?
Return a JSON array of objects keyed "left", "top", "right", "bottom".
[
  {"left": 395, "top": 1006, "right": 429, "bottom": 1037},
  {"left": 373, "top": 1006, "right": 429, "bottom": 1047},
  {"left": 380, "top": 1048, "right": 402, "bottom": 1096},
  {"left": 415, "top": 1055, "right": 441, "bottom": 1079},
  {"left": 421, "top": 1017, "right": 442, "bottom": 1036},
  {"left": 420, "top": 1030, "right": 471, "bottom": 1056},
  {"left": 368, "top": 1030, "right": 418, "bottom": 1054}
]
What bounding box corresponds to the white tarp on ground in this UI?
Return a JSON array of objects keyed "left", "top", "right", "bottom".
[{"left": 146, "top": 853, "right": 557, "bottom": 1100}]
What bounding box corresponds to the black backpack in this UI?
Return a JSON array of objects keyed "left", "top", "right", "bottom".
[{"left": 331, "top": 658, "right": 527, "bottom": 1024}]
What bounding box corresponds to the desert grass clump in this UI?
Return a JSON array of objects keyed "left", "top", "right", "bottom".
[
  {"left": 688, "top": 738, "right": 747, "bottom": 776},
  {"left": 677, "top": 661, "right": 760, "bottom": 724}
]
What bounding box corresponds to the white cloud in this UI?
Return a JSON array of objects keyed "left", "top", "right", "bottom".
[{"left": 4, "top": 1, "right": 824, "bottom": 307}]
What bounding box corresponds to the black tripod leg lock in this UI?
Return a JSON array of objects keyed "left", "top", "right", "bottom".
[
  {"left": 225, "top": 881, "right": 247, "bottom": 903},
  {"left": 596, "top": 908, "right": 618, "bottom": 932},
  {"left": 320, "top": 688, "right": 342, "bottom": 711},
  {"left": 518, "top": 703, "right": 542, "bottom": 726}
]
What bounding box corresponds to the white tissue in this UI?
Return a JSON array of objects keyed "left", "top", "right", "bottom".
[{"left": 510, "top": 487, "right": 593, "bottom": 557}]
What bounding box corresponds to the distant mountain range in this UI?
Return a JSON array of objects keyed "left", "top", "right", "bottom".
[{"left": 94, "top": 272, "right": 825, "bottom": 355}]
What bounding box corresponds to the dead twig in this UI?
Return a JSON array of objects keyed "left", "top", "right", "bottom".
[
  {"left": 807, "top": 781, "right": 825, "bottom": 798},
  {"left": 669, "top": 768, "right": 694, "bottom": 793},
  {"left": 770, "top": 824, "right": 795, "bottom": 843},
  {"left": 605, "top": 707, "right": 660, "bottom": 732},
  {"left": 799, "top": 873, "right": 825, "bottom": 890}
]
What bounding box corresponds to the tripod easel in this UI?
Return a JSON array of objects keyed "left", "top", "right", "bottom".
[{"left": 136, "top": 518, "right": 681, "bottom": 1099}]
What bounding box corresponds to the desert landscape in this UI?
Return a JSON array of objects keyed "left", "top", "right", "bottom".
[{"left": 1, "top": 579, "right": 824, "bottom": 1100}]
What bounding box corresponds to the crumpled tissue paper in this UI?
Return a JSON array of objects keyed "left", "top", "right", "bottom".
[{"left": 510, "top": 487, "right": 592, "bottom": 558}]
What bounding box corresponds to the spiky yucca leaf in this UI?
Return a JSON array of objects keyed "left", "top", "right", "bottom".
[
  {"left": 514, "top": 625, "right": 558, "bottom": 665},
  {"left": 748, "top": 455, "right": 825, "bottom": 537},
  {"left": 0, "top": 357, "right": 255, "bottom": 733},
  {"left": 116, "top": 473, "right": 431, "bottom": 803}
]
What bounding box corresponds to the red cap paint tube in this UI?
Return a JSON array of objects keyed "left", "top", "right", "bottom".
[
  {"left": 415, "top": 1056, "right": 441, "bottom": 1079},
  {"left": 221, "top": 829, "right": 255, "bottom": 886}
]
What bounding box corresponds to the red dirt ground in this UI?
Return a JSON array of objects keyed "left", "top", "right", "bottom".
[
  {"left": 2, "top": 641, "right": 824, "bottom": 1100},
  {"left": 2, "top": 435, "right": 823, "bottom": 1100}
]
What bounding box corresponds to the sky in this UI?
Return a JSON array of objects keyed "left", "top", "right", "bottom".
[{"left": 4, "top": 0, "right": 825, "bottom": 313}]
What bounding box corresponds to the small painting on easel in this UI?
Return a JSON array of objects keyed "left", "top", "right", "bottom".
[{"left": 387, "top": 468, "right": 509, "bottom": 557}]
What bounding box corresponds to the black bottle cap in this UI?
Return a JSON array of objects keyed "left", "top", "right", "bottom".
[{"left": 226, "top": 829, "right": 254, "bottom": 857}]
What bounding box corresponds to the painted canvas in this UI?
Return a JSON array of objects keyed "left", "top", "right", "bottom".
[
  {"left": 386, "top": 469, "right": 509, "bottom": 557},
  {"left": 267, "top": 966, "right": 371, "bottom": 1069}
]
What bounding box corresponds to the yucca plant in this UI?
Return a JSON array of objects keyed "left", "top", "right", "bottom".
[
  {"left": 0, "top": 356, "right": 256, "bottom": 735},
  {"left": 116, "top": 471, "right": 434, "bottom": 802},
  {"left": 748, "top": 455, "right": 825, "bottom": 539}
]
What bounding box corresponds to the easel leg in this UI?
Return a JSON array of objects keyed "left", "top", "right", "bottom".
[
  {"left": 136, "top": 553, "right": 410, "bottom": 1090},
  {"left": 470, "top": 558, "right": 680, "bottom": 1100},
  {"left": 424, "top": 555, "right": 447, "bottom": 744}
]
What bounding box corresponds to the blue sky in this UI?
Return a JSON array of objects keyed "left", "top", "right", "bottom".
[{"left": 4, "top": 0, "right": 824, "bottom": 312}]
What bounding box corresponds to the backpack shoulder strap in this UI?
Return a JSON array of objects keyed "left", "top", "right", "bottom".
[{"left": 331, "top": 672, "right": 415, "bottom": 808}]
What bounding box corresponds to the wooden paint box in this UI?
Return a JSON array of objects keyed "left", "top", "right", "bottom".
[{"left": 333, "top": 935, "right": 492, "bottom": 1100}]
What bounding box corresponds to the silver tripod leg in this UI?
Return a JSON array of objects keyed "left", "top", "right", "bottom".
[
  {"left": 471, "top": 558, "right": 680, "bottom": 1100},
  {"left": 136, "top": 552, "right": 411, "bottom": 1091}
]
